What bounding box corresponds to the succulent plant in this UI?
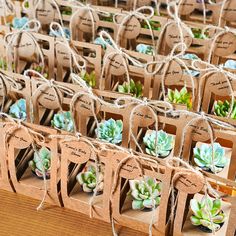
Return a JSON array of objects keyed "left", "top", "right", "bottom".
[
  {"left": 191, "top": 28, "right": 204, "bottom": 39},
  {"left": 182, "top": 53, "right": 199, "bottom": 60},
  {"left": 61, "top": 6, "right": 72, "bottom": 15},
  {"left": 94, "top": 37, "right": 112, "bottom": 49},
  {"left": 49, "top": 27, "right": 70, "bottom": 39},
  {"left": 12, "top": 17, "right": 29, "bottom": 29},
  {"left": 193, "top": 143, "right": 227, "bottom": 173},
  {"left": 118, "top": 79, "right": 143, "bottom": 98},
  {"left": 76, "top": 165, "right": 104, "bottom": 193},
  {"left": 30, "top": 63, "right": 48, "bottom": 78},
  {"left": 143, "top": 130, "right": 174, "bottom": 157},
  {"left": 29, "top": 147, "right": 51, "bottom": 179},
  {"left": 80, "top": 70, "right": 96, "bottom": 88},
  {"left": 190, "top": 194, "right": 226, "bottom": 232},
  {"left": 142, "top": 20, "right": 161, "bottom": 31},
  {"left": 129, "top": 176, "right": 161, "bottom": 210},
  {"left": 167, "top": 87, "right": 192, "bottom": 109},
  {"left": 224, "top": 60, "right": 236, "bottom": 70},
  {"left": 95, "top": 118, "right": 123, "bottom": 144},
  {"left": 136, "top": 44, "right": 154, "bottom": 55},
  {"left": 9, "top": 98, "right": 27, "bottom": 120},
  {"left": 214, "top": 100, "right": 236, "bottom": 119},
  {"left": 51, "top": 111, "right": 74, "bottom": 132}
]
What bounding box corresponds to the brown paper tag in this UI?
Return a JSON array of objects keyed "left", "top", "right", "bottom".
[
  {"left": 214, "top": 32, "right": 236, "bottom": 57},
  {"left": 56, "top": 43, "right": 70, "bottom": 66},
  {"left": 74, "top": 9, "right": 99, "bottom": 33},
  {"left": 178, "top": 0, "right": 196, "bottom": 15},
  {"left": 9, "top": 128, "right": 32, "bottom": 149},
  {"left": 112, "top": 155, "right": 140, "bottom": 179},
  {"left": 187, "top": 119, "right": 210, "bottom": 142},
  {"left": 74, "top": 94, "right": 100, "bottom": 117},
  {"left": 36, "top": 1, "right": 55, "bottom": 25},
  {"left": 104, "top": 47, "right": 126, "bottom": 76},
  {"left": 62, "top": 140, "right": 92, "bottom": 163},
  {"left": 222, "top": 1, "right": 236, "bottom": 21},
  {"left": 174, "top": 172, "right": 204, "bottom": 194},
  {"left": 154, "top": 60, "right": 183, "bottom": 85},
  {"left": 132, "top": 106, "right": 156, "bottom": 127},
  {"left": 37, "top": 87, "right": 63, "bottom": 110},
  {"left": 7, "top": 33, "right": 36, "bottom": 58},
  {"left": 208, "top": 72, "right": 232, "bottom": 96},
  {"left": 165, "top": 23, "right": 192, "bottom": 49},
  {"left": 116, "top": 15, "right": 141, "bottom": 39}
]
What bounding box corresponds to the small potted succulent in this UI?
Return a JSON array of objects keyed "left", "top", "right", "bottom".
[
  {"left": 190, "top": 194, "right": 226, "bottom": 233},
  {"left": 94, "top": 37, "right": 112, "bottom": 50},
  {"left": 76, "top": 165, "right": 104, "bottom": 194},
  {"left": 136, "top": 44, "right": 154, "bottom": 55},
  {"left": 51, "top": 111, "right": 74, "bottom": 132},
  {"left": 118, "top": 79, "right": 143, "bottom": 98},
  {"left": 129, "top": 176, "right": 161, "bottom": 210},
  {"left": 224, "top": 60, "right": 236, "bottom": 70},
  {"left": 143, "top": 130, "right": 174, "bottom": 158},
  {"left": 182, "top": 53, "right": 199, "bottom": 60},
  {"left": 29, "top": 147, "right": 51, "bottom": 179},
  {"left": 12, "top": 17, "right": 29, "bottom": 29},
  {"left": 191, "top": 28, "right": 205, "bottom": 39},
  {"left": 29, "top": 62, "right": 48, "bottom": 78},
  {"left": 9, "top": 98, "right": 27, "bottom": 120},
  {"left": 80, "top": 70, "right": 96, "bottom": 88},
  {"left": 167, "top": 87, "right": 192, "bottom": 109},
  {"left": 214, "top": 100, "right": 236, "bottom": 119},
  {"left": 95, "top": 118, "right": 123, "bottom": 144},
  {"left": 49, "top": 27, "right": 70, "bottom": 40},
  {"left": 141, "top": 20, "right": 161, "bottom": 31},
  {"left": 193, "top": 143, "right": 227, "bottom": 173}
]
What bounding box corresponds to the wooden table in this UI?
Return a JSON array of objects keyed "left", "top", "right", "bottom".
[{"left": 0, "top": 190, "right": 146, "bottom": 236}]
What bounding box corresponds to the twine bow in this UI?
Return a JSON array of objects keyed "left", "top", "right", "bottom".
[
  {"left": 4, "top": 19, "right": 44, "bottom": 73},
  {"left": 113, "top": 6, "right": 156, "bottom": 53},
  {"left": 99, "top": 30, "right": 145, "bottom": 92}
]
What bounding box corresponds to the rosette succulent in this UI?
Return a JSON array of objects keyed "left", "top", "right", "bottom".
[
  {"left": 190, "top": 194, "right": 226, "bottom": 232},
  {"left": 167, "top": 87, "right": 192, "bottom": 109},
  {"left": 129, "top": 176, "right": 161, "bottom": 210},
  {"left": 12, "top": 17, "right": 29, "bottom": 29},
  {"left": 224, "top": 60, "right": 236, "bottom": 70},
  {"left": 94, "top": 37, "right": 112, "bottom": 49},
  {"left": 118, "top": 79, "right": 143, "bottom": 98},
  {"left": 95, "top": 118, "right": 123, "bottom": 144},
  {"left": 29, "top": 147, "right": 51, "bottom": 179},
  {"left": 193, "top": 143, "right": 227, "bottom": 173},
  {"left": 76, "top": 165, "right": 104, "bottom": 193},
  {"left": 80, "top": 70, "right": 96, "bottom": 88},
  {"left": 9, "top": 98, "right": 27, "bottom": 120},
  {"left": 51, "top": 111, "right": 74, "bottom": 132},
  {"left": 214, "top": 100, "right": 236, "bottom": 119},
  {"left": 143, "top": 130, "right": 174, "bottom": 157},
  {"left": 136, "top": 44, "right": 154, "bottom": 55}
]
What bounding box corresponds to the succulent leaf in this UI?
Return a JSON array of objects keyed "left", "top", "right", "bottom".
[
  {"left": 51, "top": 111, "right": 74, "bottom": 132},
  {"left": 118, "top": 79, "right": 143, "bottom": 98},
  {"left": 9, "top": 98, "right": 27, "bottom": 120}
]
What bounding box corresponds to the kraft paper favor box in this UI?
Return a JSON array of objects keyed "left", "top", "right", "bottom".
[
  {"left": 60, "top": 137, "right": 112, "bottom": 222},
  {"left": 110, "top": 150, "right": 172, "bottom": 236},
  {"left": 7, "top": 122, "right": 61, "bottom": 206}
]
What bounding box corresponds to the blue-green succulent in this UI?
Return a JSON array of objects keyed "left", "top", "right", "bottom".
[
  {"left": 194, "top": 143, "right": 227, "bottom": 173},
  {"left": 136, "top": 44, "right": 154, "bottom": 55},
  {"left": 143, "top": 130, "right": 174, "bottom": 157},
  {"left": 12, "top": 17, "right": 29, "bottom": 29},
  {"left": 51, "top": 111, "right": 74, "bottom": 132},
  {"left": 9, "top": 98, "right": 27, "bottom": 120},
  {"left": 224, "top": 60, "right": 236, "bottom": 70},
  {"left": 95, "top": 118, "right": 123, "bottom": 144}
]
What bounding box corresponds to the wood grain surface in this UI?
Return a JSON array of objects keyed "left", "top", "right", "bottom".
[{"left": 0, "top": 190, "right": 147, "bottom": 236}]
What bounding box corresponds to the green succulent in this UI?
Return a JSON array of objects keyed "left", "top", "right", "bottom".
[
  {"left": 76, "top": 165, "right": 104, "bottom": 193},
  {"left": 191, "top": 28, "right": 204, "bottom": 39},
  {"left": 31, "top": 63, "right": 48, "bottom": 78},
  {"left": 190, "top": 194, "right": 226, "bottom": 232},
  {"left": 214, "top": 100, "right": 236, "bottom": 119},
  {"left": 51, "top": 111, "right": 74, "bottom": 132},
  {"left": 80, "top": 70, "right": 96, "bottom": 88},
  {"left": 62, "top": 6, "right": 72, "bottom": 15},
  {"left": 29, "top": 147, "right": 51, "bottom": 179},
  {"left": 167, "top": 87, "right": 192, "bottom": 109},
  {"left": 129, "top": 176, "right": 161, "bottom": 210},
  {"left": 9, "top": 98, "right": 27, "bottom": 120},
  {"left": 95, "top": 118, "right": 123, "bottom": 144},
  {"left": 143, "top": 130, "right": 174, "bottom": 157},
  {"left": 118, "top": 79, "right": 143, "bottom": 98},
  {"left": 193, "top": 143, "right": 227, "bottom": 173},
  {"left": 142, "top": 20, "right": 161, "bottom": 31}
]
